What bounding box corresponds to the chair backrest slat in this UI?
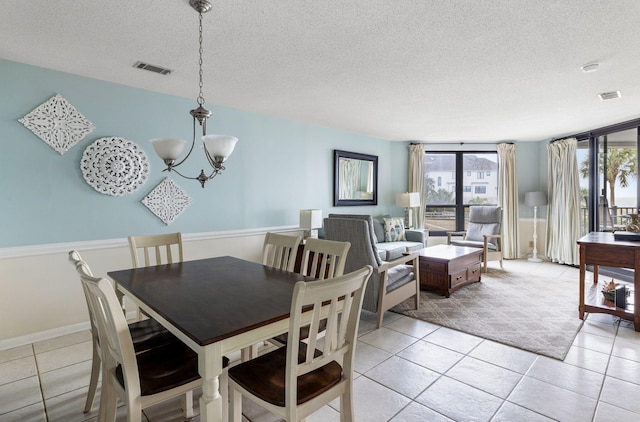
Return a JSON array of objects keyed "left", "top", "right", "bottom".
[
  {"left": 128, "top": 233, "right": 183, "bottom": 268},
  {"left": 300, "top": 238, "right": 350, "bottom": 280},
  {"left": 262, "top": 233, "right": 302, "bottom": 272}
]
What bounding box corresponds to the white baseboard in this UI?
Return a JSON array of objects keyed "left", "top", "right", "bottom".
[
  {"left": 0, "top": 311, "right": 138, "bottom": 351},
  {"left": 0, "top": 321, "right": 90, "bottom": 351}
]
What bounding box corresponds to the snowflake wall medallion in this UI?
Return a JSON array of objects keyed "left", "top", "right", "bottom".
[
  {"left": 19, "top": 94, "right": 95, "bottom": 154},
  {"left": 141, "top": 177, "right": 192, "bottom": 225},
  {"left": 80, "top": 137, "right": 149, "bottom": 196}
]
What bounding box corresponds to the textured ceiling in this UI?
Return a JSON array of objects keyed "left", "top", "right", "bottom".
[{"left": 1, "top": 0, "right": 639, "bottom": 142}]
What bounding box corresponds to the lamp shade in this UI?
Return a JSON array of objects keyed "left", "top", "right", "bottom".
[
  {"left": 525, "top": 191, "right": 547, "bottom": 207},
  {"left": 203, "top": 135, "right": 238, "bottom": 162},
  {"left": 396, "top": 192, "right": 420, "bottom": 208},
  {"left": 300, "top": 209, "right": 322, "bottom": 229},
  {"left": 150, "top": 138, "right": 186, "bottom": 160}
]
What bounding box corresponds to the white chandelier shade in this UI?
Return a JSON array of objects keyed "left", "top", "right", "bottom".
[
  {"left": 203, "top": 135, "right": 238, "bottom": 162},
  {"left": 150, "top": 138, "right": 186, "bottom": 161}
]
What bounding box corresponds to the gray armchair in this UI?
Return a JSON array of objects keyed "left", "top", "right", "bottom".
[
  {"left": 324, "top": 214, "right": 419, "bottom": 328},
  {"left": 447, "top": 205, "right": 503, "bottom": 272}
]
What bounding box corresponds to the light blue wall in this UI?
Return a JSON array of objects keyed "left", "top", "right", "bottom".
[
  {"left": 0, "top": 59, "right": 400, "bottom": 247},
  {"left": 0, "top": 59, "right": 553, "bottom": 248}
]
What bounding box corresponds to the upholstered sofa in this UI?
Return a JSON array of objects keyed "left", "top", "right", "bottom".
[{"left": 321, "top": 214, "right": 427, "bottom": 260}]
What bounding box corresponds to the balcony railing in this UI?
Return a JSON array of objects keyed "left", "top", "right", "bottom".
[{"left": 423, "top": 206, "right": 637, "bottom": 235}]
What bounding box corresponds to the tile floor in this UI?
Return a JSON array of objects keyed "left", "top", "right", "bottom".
[{"left": 2, "top": 260, "right": 640, "bottom": 421}]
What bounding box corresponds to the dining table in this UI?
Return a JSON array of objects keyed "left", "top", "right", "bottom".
[{"left": 107, "top": 255, "right": 314, "bottom": 422}]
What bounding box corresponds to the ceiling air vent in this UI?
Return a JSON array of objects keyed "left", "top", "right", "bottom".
[
  {"left": 598, "top": 91, "right": 621, "bottom": 101},
  {"left": 133, "top": 61, "right": 172, "bottom": 75}
]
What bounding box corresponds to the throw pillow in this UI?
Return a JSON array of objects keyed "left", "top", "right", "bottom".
[{"left": 383, "top": 217, "right": 406, "bottom": 242}]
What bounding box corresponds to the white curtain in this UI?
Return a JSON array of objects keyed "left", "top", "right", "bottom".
[
  {"left": 497, "top": 143, "right": 519, "bottom": 259},
  {"left": 409, "top": 144, "right": 426, "bottom": 229},
  {"left": 546, "top": 138, "right": 581, "bottom": 265}
]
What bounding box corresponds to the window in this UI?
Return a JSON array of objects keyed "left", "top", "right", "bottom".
[{"left": 423, "top": 152, "right": 499, "bottom": 234}]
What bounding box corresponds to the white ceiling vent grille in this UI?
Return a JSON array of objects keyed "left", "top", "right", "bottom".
[
  {"left": 133, "top": 61, "right": 172, "bottom": 75},
  {"left": 598, "top": 91, "right": 621, "bottom": 101}
]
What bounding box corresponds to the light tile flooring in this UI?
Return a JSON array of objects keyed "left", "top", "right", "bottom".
[{"left": 2, "top": 260, "right": 640, "bottom": 421}]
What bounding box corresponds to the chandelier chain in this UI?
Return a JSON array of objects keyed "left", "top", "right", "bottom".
[{"left": 197, "top": 11, "right": 205, "bottom": 106}]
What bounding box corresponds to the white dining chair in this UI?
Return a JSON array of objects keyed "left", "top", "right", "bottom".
[
  {"left": 228, "top": 265, "right": 373, "bottom": 422},
  {"left": 68, "top": 250, "right": 177, "bottom": 414},
  {"left": 262, "top": 232, "right": 302, "bottom": 272},
  {"left": 128, "top": 233, "right": 184, "bottom": 320},
  {"left": 78, "top": 267, "right": 206, "bottom": 422},
  {"left": 128, "top": 232, "right": 184, "bottom": 268},
  {"left": 270, "top": 238, "right": 351, "bottom": 346}
]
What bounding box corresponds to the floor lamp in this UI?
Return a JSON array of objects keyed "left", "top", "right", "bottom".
[{"left": 525, "top": 191, "right": 547, "bottom": 262}]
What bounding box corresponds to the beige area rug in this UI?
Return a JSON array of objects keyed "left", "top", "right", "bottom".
[{"left": 391, "top": 263, "right": 584, "bottom": 360}]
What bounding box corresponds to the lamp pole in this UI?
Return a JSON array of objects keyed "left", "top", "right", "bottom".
[{"left": 528, "top": 205, "right": 542, "bottom": 262}]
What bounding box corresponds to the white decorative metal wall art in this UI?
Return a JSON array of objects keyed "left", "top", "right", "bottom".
[
  {"left": 141, "top": 177, "right": 192, "bottom": 225},
  {"left": 19, "top": 94, "right": 95, "bottom": 154},
  {"left": 80, "top": 137, "right": 149, "bottom": 196}
]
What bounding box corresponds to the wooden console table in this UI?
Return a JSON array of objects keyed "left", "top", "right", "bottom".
[{"left": 577, "top": 232, "right": 640, "bottom": 331}]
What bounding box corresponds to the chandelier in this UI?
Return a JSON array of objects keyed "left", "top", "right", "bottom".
[{"left": 150, "top": 0, "right": 237, "bottom": 188}]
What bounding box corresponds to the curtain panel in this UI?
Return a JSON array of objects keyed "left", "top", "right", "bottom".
[
  {"left": 409, "top": 144, "right": 426, "bottom": 229},
  {"left": 497, "top": 143, "right": 519, "bottom": 259},
  {"left": 546, "top": 138, "right": 581, "bottom": 265}
]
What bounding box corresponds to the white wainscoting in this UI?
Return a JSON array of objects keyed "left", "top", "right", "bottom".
[{"left": 0, "top": 226, "right": 301, "bottom": 350}]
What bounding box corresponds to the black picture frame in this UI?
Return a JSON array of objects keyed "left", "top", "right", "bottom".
[{"left": 333, "top": 150, "right": 378, "bottom": 206}]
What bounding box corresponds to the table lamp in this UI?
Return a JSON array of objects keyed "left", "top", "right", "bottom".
[
  {"left": 525, "top": 191, "right": 547, "bottom": 262},
  {"left": 396, "top": 192, "right": 420, "bottom": 228},
  {"left": 300, "top": 209, "right": 322, "bottom": 239}
]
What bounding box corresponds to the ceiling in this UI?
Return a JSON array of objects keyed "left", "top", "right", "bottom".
[{"left": 2, "top": 0, "right": 639, "bottom": 143}]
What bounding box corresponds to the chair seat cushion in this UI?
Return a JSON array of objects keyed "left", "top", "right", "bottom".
[
  {"left": 450, "top": 239, "right": 498, "bottom": 251},
  {"left": 116, "top": 341, "right": 229, "bottom": 396},
  {"left": 228, "top": 342, "right": 342, "bottom": 407},
  {"left": 129, "top": 318, "right": 178, "bottom": 353},
  {"left": 386, "top": 264, "right": 415, "bottom": 292},
  {"left": 117, "top": 341, "right": 199, "bottom": 396},
  {"left": 376, "top": 242, "right": 423, "bottom": 261}
]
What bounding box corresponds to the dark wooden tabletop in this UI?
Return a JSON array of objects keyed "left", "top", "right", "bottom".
[
  {"left": 578, "top": 231, "right": 640, "bottom": 248},
  {"left": 108, "top": 256, "right": 312, "bottom": 346}
]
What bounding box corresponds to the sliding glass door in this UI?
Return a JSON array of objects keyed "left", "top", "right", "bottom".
[{"left": 578, "top": 127, "right": 638, "bottom": 236}]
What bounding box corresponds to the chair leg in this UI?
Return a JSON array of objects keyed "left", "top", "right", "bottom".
[
  {"left": 181, "top": 390, "right": 194, "bottom": 419},
  {"left": 376, "top": 310, "right": 384, "bottom": 329},
  {"left": 83, "top": 342, "right": 100, "bottom": 412},
  {"left": 230, "top": 384, "right": 242, "bottom": 422},
  {"left": 340, "top": 384, "right": 354, "bottom": 422},
  {"left": 99, "top": 381, "right": 118, "bottom": 422},
  {"left": 220, "top": 370, "right": 229, "bottom": 422}
]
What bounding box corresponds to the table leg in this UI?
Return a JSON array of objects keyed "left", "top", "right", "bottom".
[
  {"left": 199, "top": 347, "right": 223, "bottom": 422},
  {"left": 635, "top": 251, "right": 640, "bottom": 331}
]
